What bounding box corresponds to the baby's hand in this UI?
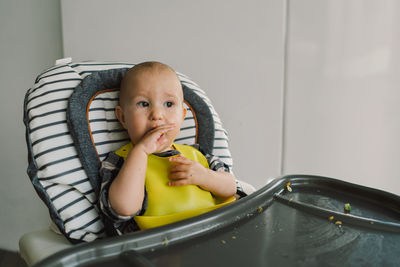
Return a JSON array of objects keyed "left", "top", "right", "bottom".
[
  {"left": 168, "top": 155, "right": 208, "bottom": 187},
  {"left": 136, "top": 124, "right": 175, "bottom": 155}
]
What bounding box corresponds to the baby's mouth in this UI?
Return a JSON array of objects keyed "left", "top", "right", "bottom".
[{"left": 149, "top": 124, "right": 164, "bottom": 132}]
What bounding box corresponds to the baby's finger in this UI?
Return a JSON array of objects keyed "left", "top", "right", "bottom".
[
  {"left": 169, "top": 155, "right": 192, "bottom": 164},
  {"left": 143, "top": 131, "right": 166, "bottom": 144},
  {"left": 168, "top": 171, "right": 188, "bottom": 180},
  {"left": 168, "top": 179, "right": 189, "bottom": 187},
  {"left": 148, "top": 124, "right": 176, "bottom": 139},
  {"left": 153, "top": 123, "right": 176, "bottom": 132},
  {"left": 144, "top": 124, "right": 174, "bottom": 137},
  {"left": 169, "top": 163, "right": 188, "bottom": 173}
]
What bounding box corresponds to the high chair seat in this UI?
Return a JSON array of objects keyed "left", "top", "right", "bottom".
[{"left": 19, "top": 227, "right": 71, "bottom": 266}]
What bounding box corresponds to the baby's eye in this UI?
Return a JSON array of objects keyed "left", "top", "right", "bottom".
[
  {"left": 137, "top": 101, "right": 149, "bottom": 107},
  {"left": 164, "top": 101, "right": 174, "bottom": 108}
]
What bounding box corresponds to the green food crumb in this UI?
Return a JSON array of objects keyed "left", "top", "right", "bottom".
[{"left": 344, "top": 203, "right": 351, "bottom": 212}]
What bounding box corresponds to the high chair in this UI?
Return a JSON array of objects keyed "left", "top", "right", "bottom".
[
  {"left": 21, "top": 59, "right": 400, "bottom": 267},
  {"left": 20, "top": 58, "right": 255, "bottom": 266}
]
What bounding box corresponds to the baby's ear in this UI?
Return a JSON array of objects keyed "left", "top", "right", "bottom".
[
  {"left": 182, "top": 105, "right": 187, "bottom": 120},
  {"left": 115, "top": 105, "right": 127, "bottom": 129}
]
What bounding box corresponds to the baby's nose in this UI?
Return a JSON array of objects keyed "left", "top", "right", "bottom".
[{"left": 150, "top": 107, "right": 163, "bottom": 120}]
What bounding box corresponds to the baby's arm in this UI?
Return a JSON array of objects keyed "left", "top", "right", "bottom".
[
  {"left": 108, "top": 124, "right": 175, "bottom": 216},
  {"left": 168, "top": 155, "right": 237, "bottom": 198},
  {"left": 108, "top": 145, "right": 147, "bottom": 216}
]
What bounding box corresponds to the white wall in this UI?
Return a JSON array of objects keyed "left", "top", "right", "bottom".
[
  {"left": 61, "top": 0, "right": 286, "bottom": 189},
  {"left": 0, "top": 1, "right": 63, "bottom": 250},
  {"left": 283, "top": 0, "right": 400, "bottom": 196}
]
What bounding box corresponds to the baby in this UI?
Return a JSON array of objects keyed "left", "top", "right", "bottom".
[{"left": 99, "top": 62, "right": 245, "bottom": 234}]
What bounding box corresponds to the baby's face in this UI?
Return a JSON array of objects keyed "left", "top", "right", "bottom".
[{"left": 117, "top": 68, "right": 186, "bottom": 151}]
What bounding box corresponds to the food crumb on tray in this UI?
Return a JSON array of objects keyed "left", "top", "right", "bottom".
[
  {"left": 286, "top": 182, "right": 292, "bottom": 192},
  {"left": 344, "top": 203, "right": 351, "bottom": 213}
]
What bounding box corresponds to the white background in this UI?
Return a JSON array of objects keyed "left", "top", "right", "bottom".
[
  {"left": 1, "top": 0, "right": 400, "bottom": 251},
  {"left": 283, "top": 0, "right": 400, "bottom": 194}
]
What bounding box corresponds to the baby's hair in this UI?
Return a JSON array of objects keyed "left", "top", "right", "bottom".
[{"left": 119, "top": 61, "right": 181, "bottom": 107}]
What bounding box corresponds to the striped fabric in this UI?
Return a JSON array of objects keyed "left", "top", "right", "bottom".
[{"left": 24, "top": 60, "right": 233, "bottom": 242}]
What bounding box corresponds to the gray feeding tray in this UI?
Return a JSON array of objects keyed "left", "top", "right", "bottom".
[{"left": 34, "top": 175, "right": 400, "bottom": 267}]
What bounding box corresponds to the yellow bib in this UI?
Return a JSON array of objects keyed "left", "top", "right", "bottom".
[{"left": 115, "top": 143, "right": 235, "bottom": 229}]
